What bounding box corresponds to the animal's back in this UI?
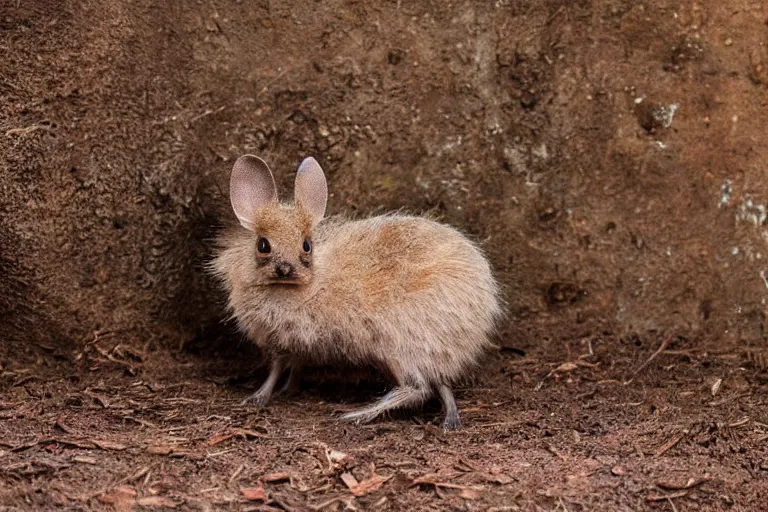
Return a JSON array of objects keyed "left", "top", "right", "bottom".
[
  {"left": 315, "top": 214, "right": 494, "bottom": 310},
  {"left": 300, "top": 214, "right": 500, "bottom": 384}
]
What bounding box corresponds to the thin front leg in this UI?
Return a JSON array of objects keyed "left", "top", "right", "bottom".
[
  {"left": 241, "top": 358, "right": 285, "bottom": 407},
  {"left": 340, "top": 385, "right": 432, "bottom": 425},
  {"left": 437, "top": 384, "right": 461, "bottom": 431}
]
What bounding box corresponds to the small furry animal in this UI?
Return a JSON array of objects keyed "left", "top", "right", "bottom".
[{"left": 213, "top": 155, "right": 501, "bottom": 430}]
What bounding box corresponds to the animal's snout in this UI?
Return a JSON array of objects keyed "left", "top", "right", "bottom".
[{"left": 275, "top": 261, "right": 295, "bottom": 279}]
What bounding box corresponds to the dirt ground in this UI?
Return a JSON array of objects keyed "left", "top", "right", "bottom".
[
  {"left": 2, "top": 0, "right": 768, "bottom": 510},
  {"left": 1, "top": 334, "right": 767, "bottom": 511}
]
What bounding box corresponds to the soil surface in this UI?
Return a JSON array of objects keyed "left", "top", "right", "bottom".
[
  {"left": 2, "top": 0, "right": 768, "bottom": 510},
  {"left": 1, "top": 335, "right": 767, "bottom": 511}
]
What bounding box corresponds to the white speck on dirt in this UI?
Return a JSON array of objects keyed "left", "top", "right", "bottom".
[
  {"left": 532, "top": 143, "right": 548, "bottom": 160},
  {"left": 653, "top": 103, "right": 679, "bottom": 128},
  {"left": 732, "top": 247, "right": 740, "bottom": 256},
  {"left": 440, "top": 135, "right": 463, "bottom": 153},
  {"left": 486, "top": 122, "right": 503, "bottom": 136},
  {"left": 736, "top": 197, "right": 768, "bottom": 226},
  {"left": 655, "top": 141, "right": 667, "bottom": 150},
  {"left": 719, "top": 181, "right": 732, "bottom": 208},
  {"left": 503, "top": 146, "right": 526, "bottom": 174},
  {"left": 760, "top": 269, "right": 768, "bottom": 290}
]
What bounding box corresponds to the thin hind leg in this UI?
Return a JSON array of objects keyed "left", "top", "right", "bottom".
[
  {"left": 241, "top": 357, "right": 285, "bottom": 407},
  {"left": 340, "top": 384, "right": 432, "bottom": 425},
  {"left": 437, "top": 384, "right": 461, "bottom": 431}
]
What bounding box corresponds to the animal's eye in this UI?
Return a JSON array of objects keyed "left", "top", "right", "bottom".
[
  {"left": 302, "top": 238, "right": 312, "bottom": 253},
  {"left": 257, "top": 237, "right": 271, "bottom": 255}
]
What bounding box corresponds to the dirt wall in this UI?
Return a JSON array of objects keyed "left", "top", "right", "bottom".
[{"left": 2, "top": 1, "right": 768, "bottom": 350}]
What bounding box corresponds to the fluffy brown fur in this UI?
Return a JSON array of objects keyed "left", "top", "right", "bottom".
[{"left": 212, "top": 155, "right": 502, "bottom": 430}]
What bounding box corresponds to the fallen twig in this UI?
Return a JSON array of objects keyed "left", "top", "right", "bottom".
[
  {"left": 657, "top": 473, "right": 712, "bottom": 491},
  {"left": 261, "top": 472, "right": 291, "bottom": 483},
  {"left": 229, "top": 464, "right": 245, "bottom": 483},
  {"left": 654, "top": 430, "right": 689, "bottom": 458},
  {"left": 119, "top": 466, "right": 151, "bottom": 485},
  {"left": 625, "top": 336, "right": 672, "bottom": 384},
  {"left": 5, "top": 124, "right": 52, "bottom": 137}
]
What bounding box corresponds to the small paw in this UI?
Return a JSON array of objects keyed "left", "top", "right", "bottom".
[
  {"left": 241, "top": 391, "right": 271, "bottom": 408},
  {"left": 339, "top": 412, "right": 362, "bottom": 424},
  {"left": 339, "top": 410, "right": 374, "bottom": 425},
  {"left": 442, "top": 414, "right": 461, "bottom": 432}
]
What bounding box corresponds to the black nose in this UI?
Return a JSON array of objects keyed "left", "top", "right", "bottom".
[{"left": 275, "top": 262, "right": 294, "bottom": 278}]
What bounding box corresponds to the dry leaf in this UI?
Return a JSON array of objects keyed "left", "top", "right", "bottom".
[
  {"left": 341, "top": 469, "right": 391, "bottom": 497},
  {"left": 460, "top": 488, "right": 482, "bottom": 500},
  {"left": 261, "top": 472, "right": 291, "bottom": 483},
  {"left": 483, "top": 473, "right": 513, "bottom": 485},
  {"left": 240, "top": 486, "right": 268, "bottom": 501},
  {"left": 136, "top": 496, "right": 177, "bottom": 508},
  {"left": 329, "top": 449, "right": 349, "bottom": 464},
  {"left": 146, "top": 444, "right": 173, "bottom": 455},
  {"left": 711, "top": 378, "right": 723, "bottom": 396},
  {"left": 340, "top": 472, "right": 359, "bottom": 489},
  {"left": 98, "top": 486, "right": 136, "bottom": 512},
  {"left": 349, "top": 473, "right": 392, "bottom": 496},
  {"left": 555, "top": 362, "right": 578, "bottom": 372},
  {"left": 93, "top": 440, "right": 127, "bottom": 451}
]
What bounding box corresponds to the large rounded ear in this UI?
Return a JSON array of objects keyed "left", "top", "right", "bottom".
[
  {"left": 294, "top": 157, "right": 327, "bottom": 227},
  {"left": 229, "top": 155, "right": 277, "bottom": 231}
]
